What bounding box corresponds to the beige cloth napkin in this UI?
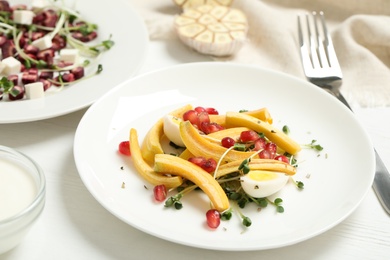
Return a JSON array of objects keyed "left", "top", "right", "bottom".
[{"left": 131, "top": 0, "right": 390, "bottom": 107}]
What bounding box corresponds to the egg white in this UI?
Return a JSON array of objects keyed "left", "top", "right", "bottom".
[
  {"left": 240, "top": 170, "right": 289, "bottom": 198},
  {"left": 163, "top": 114, "right": 185, "bottom": 147}
]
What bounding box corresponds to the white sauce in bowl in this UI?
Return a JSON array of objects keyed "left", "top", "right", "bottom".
[{"left": 0, "top": 158, "right": 37, "bottom": 221}]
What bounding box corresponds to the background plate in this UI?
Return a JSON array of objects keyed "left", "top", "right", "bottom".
[
  {"left": 74, "top": 62, "right": 375, "bottom": 251},
  {"left": 0, "top": 0, "right": 148, "bottom": 123}
]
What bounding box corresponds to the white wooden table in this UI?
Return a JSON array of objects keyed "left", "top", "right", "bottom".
[{"left": 1, "top": 2, "right": 390, "bottom": 259}]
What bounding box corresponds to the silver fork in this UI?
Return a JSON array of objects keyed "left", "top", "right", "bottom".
[{"left": 298, "top": 11, "right": 390, "bottom": 215}]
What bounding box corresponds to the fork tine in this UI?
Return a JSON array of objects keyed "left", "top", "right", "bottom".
[
  {"left": 298, "top": 11, "right": 342, "bottom": 80},
  {"left": 308, "top": 13, "right": 322, "bottom": 69},
  {"left": 318, "top": 12, "right": 343, "bottom": 77},
  {"left": 313, "top": 12, "right": 329, "bottom": 69},
  {"left": 297, "top": 15, "right": 314, "bottom": 72}
]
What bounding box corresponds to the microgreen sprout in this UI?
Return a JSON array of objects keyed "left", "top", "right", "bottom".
[
  {"left": 164, "top": 184, "right": 198, "bottom": 210},
  {"left": 304, "top": 139, "right": 324, "bottom": 151},
  {"left": 250, "top": 197, "right": 268, "bottom": 208},
  {"left": 282, "top": 125, "right": 290, "bottom": 135},
  {"left": 0, "top": 77, "right": 20, "bottom": 98},
  {"left": 164, "top": 193, "right": 183, "bottom": 210},
  {"left": 233, "top": 202, "right": 252, "bottom": 227},
  {"left": 233, "top": 143, "right": 246, "bottom": 151},
  {"left": 284, "top": 153, "right": 298, "bottom": 167},
  {"left": 221, "top": 208, "right": 233, "bottom": 221},
  {"left": 238, "top": 158, "right": 251, "bottom": 174},
  {"left": 267, "top": 197, "right": 284, "bottom": 213},
  {"left": 295, "top": 180, "right": 305, "bottom": 189}
]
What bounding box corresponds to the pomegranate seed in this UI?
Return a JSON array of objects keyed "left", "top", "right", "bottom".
[
  {"left": 205, "top": 107, "right": 219, "bottom": 115},
  {"left": 188, "top": 157, "right": 207, "bottom": 167},
  {"left": 197, "top": 111, "right": 210, "bottom": 124},
  {"left": 153, "top": 185, "right": 167, "bottom": 202},
  {"left": 194, "top": 106, "right": 206, "bottom": 113},
  {"left": 183, "top": 110, "right": 199, "bottom": 125},
  {"left": 202, "top": 122, "right": 224, "bottom": 134},
  {"left": 274, "top": 155, "right": 290, "bottom": 164},
  {"left": 206, "top": 209, "right": 221, "bottom": 229},
  {"left": 118, "top": 141, "right": 131, "bottom": 156},
  {"left": 189, "top": 157, "right": 217, "bottom": 173},
  {"left": 202, "top": 158, "right": 217, "bottom": 173},
  {"left": 253, "top": 138, "right": 266, "bottom": 151},
  {"left": 259, "top": 150, "right": 272, "bottom": 159},
  {"left": 221, "top": 137, "right": 235, "bottom": 148},
  {"left": 240, "top": 130, "right": 259, "bottom": 142},
  {"left": 265, "top": 142, "right": 277, "bottom": 158}
]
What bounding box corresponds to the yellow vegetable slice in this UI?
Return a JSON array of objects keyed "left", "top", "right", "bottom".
[
  {"left": 154, "top": 154, "right": 229, "bottom": 212},
  {"left": 209, "top": 107, "right": 273, "bottom": 126},
  {"left": 215, "top": 158, "right": 297, "bottom": 177},
  {"left": 180, "top": 126, "right": 248, "bottom": 158},
  {"left": 174, "top": 4, "right": 248, "bottom": 56},
  {"left": 180, "top": 120, "right": 257, "bottom": 162},
  {"left": 141, "top": 104, "right": 193, "bottom": 164},
  {"left": 225, "top": 112, "right": 302, "bottom": 155},
  {"left": 130, "top": 128, "right": 183, "bottom": 189},
  {"left": 141, "top": 118, "right": 164, "bottom": 165}
]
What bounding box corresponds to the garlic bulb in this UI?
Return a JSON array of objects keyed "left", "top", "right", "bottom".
[
  {"left": 173, "top": 0, "right": 233, "bottom": 9},
  {"left": 174, "top": 5, "right": 248, "bottom": 57}
]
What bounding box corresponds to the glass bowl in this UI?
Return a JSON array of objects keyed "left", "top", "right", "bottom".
[{"left": 0, "top": 145, "right": 46, "bottom": 254}]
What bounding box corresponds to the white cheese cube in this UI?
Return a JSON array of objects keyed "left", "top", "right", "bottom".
[
  {"left": 25, "top": 82, "right": 44, "bottom": 99},
  {"left": 13, "top": 10, "right": 35, "bottom": 25},
  {"left": 31, "top": 0, "right": 49, "bottom": 10},
  {"left": 59, "top": 49, "right": 79, "bottom": 64},
  {"left": 1, "top": 57, "right": 21, "bottom": 75},
  {"left": 31, "top": 36, "right": 52, "bottom": 50}
]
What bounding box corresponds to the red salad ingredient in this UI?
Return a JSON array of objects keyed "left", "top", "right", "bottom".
[
  {"left": 206, "top": 209, "right": 221, "bottom": 229},
  {"left": 153, "top": 185, "right": 167, "bottom": 202},
  {"left": 118, "top": 141, "right": 131, "bottom": 156}
]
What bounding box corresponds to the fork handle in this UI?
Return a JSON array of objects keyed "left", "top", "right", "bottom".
[
  {"left": 373, "top": 151, "right": 390, "bottom": 214},
  {"left": 326, "top": 87, "right": 390, "bottom": 214}
]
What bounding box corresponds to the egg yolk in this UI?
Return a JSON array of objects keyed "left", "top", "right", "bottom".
[{"left": 247, "top": 171, "right": 278, "bottom": 181}]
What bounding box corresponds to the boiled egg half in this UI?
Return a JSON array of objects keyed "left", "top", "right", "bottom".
[
  {"left": 163, "top": 114, "right": 185, "bottom": 147},
  {"left": 240, "top": 170, "right": 289, "bottom": 198}
]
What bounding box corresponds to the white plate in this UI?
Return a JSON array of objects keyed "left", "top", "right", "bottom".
[
  {"left": 0, "top": 0, "right": 148, "bottom": 123},
  {"left": 74, "top": 63, "right": 375, "bottom": 251}
]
